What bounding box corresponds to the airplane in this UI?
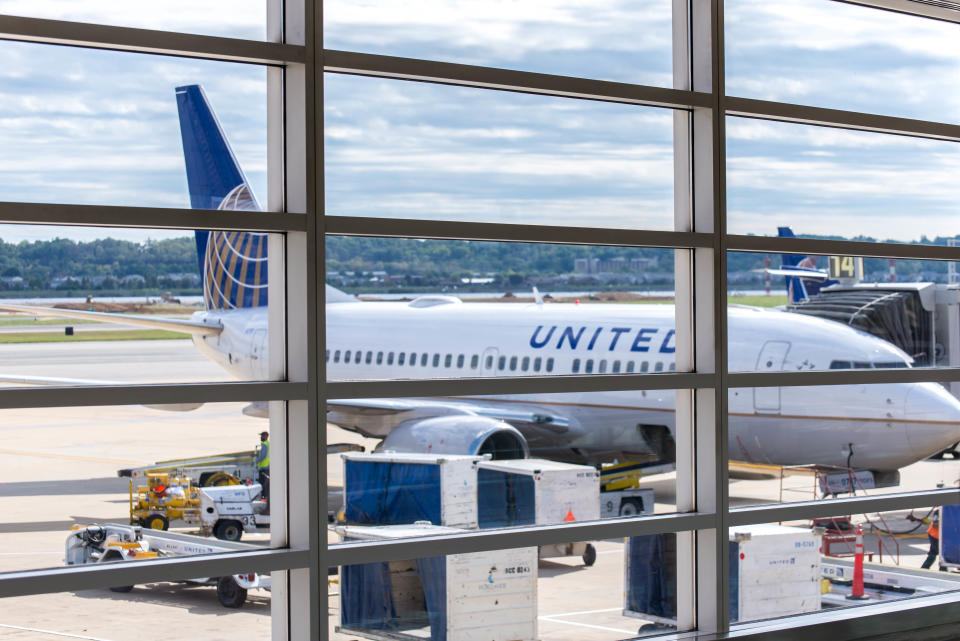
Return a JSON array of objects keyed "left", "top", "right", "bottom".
[{"left": 0, "top": 84, "right": 958, "bottom": 487}]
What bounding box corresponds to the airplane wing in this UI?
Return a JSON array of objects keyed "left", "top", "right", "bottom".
[
  {"left": 758, "top": 267, "right": 830, "bottom": 280},
  {"left": 0, "top": 302, "right": 222, "bottom": 337},
  {"left": 327, "top": 397, "right": 579, "bottom": 440}
]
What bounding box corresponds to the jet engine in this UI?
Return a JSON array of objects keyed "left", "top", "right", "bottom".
[{"left": 380, "top": 415, "right": 529, "bottom": 459}]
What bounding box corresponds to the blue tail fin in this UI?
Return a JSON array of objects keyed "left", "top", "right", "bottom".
[
  {"left": 778, "top": 226, "right": 835, "bottom": 303},
  {"left": 175, "top": 84, "right": 267, "bottom": 310}
]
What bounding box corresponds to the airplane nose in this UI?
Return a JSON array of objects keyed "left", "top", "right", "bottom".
[{"left": 905, "top": 383, "right": 960, "bottom": 459}]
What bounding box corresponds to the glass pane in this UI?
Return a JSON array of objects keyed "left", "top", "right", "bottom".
[
  {"left": 0, "top": 226, "right": 281, "bottom": 384},
  {"left": 0, "top": 0, "right": 267, "bottom": 40},
  {"left": 725, "top": 0, "right": 960, "bottom": 123},
  {"left": 325, "top": 0, "right": 673, "bottom": 87},
  {"left": 3, "top": 581, "right": 271, "bottom": 638},
  {"left": 727, "top": 383, "right": 960, "bottom": 506},
  {"left": 326, "top": 391, "right": 684, "bottom": 536},
  {"left": 726, "top": 117, "right": 960, "bottom": 244},
  {"left": 325, "top": 75, "right": 675, "bottom": 229},
  {"left": 0, "top": 402, "right": 278, "bottom": 575},
  {"left": 727, "top": 252, "right": 960, "bottom": 370},
  {"left": 329, "top": 533, "right": 679, "bottom": 640},
  {"left": 326, "top": 238, "right": 683, "bottom": 381},
  {"left": 727, "top": 517, "right": 960, "bottom": 626},
  {"left": 0, "top": 42, "right": 267, "bottom": 209}
]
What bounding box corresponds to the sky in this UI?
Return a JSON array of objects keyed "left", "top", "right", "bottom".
[{"left": 0, "top": 0, "right": 958, "bottom": 244}]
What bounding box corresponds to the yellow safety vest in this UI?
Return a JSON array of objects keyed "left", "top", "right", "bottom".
[{"left": 257, "top": 439, "right": 270, "bottom": 469}]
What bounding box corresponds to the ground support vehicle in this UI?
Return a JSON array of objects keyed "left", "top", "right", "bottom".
[
  {"left": 64, "top": 523, "right": 270, "bottom": 607},
  {"left": 119, "top": 450, "right": 256, "bottom": 487},
  {"left": 129, "top": 473, "right": 202, "bottom": 530},
  {"left": 599, "top": 460, "right": 665, "bottom": 517},
  {"left": 200, "top": 484, "right": 270, "bottom": 541},
  {"left": 118, "top": 444, "right": 365, "bottom": 487}
]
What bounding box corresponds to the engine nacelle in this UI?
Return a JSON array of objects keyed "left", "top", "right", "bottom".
[{"left": 381, "top": 415, "right": 529, "bottom": 459}]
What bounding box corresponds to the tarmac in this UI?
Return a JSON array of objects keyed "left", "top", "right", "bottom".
[{"left": 0, "top": 339, "right": 958, "bottom": 641}]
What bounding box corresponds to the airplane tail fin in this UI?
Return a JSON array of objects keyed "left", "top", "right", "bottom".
[
  {"left": 777, "top": 226, "right": 834, "bottom": 303},
  {"left": 778, "top": 226, "right": 810, "bottom": 303},
  {"left": 176, "top": 84, "right": 267, "bottom": 310}
]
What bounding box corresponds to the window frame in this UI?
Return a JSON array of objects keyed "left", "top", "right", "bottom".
[{"left": 1, "top": 2, "right": 960, "bottom": 640}]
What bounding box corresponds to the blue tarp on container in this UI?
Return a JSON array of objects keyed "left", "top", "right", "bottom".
[
  {"left": 729, "top": 540, "right": 740, "bottom": 623},
  {"left": 625, "top": 534, "right": 677, "bottom": 620},
  {"left": 942, "top": 505, "right": 960, "bottom": 565},
  {"left": 344, "top": 461, "right": 442, "bottom": 525},
  {"left": 477, "top": 468, "right": 535, "bottom": 529},
  {"left": 340, "top": 558, "right": 448, "bottom": 641},
  {"left": 341, "top": 562, "right": 396, "bottom": 630}
]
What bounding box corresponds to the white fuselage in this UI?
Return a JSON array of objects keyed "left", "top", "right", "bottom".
[{"left": 191, "top": 297, "right": 960, "bottom": 471}]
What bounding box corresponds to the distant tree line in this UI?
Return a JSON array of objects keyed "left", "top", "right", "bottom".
[
  {"left": 1, "top": 233, "right": 956, "bottom": 295},
  {"left": 0, "top": 236, "right": 199, "bottom": 292}
]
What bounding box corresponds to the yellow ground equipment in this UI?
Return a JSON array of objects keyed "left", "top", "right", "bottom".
[{"left": 130, "top": 473, "right": 202, "bottom": 531}]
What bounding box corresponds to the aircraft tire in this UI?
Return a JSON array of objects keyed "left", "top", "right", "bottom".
[
  {"left": 582, "top": 543, "right": 597, "bottom": 567},
  {"left": 216, "top": 576, "right": 247, "bottom": 608},
  {"left": 619, "top": 499, "right": 642, "bottom": 516},
  {"left": 214, "top": 519, "right": 243, "bottom": 542},
  {"left": 103, "top": 551, "right": 134, "bottom": 592}
]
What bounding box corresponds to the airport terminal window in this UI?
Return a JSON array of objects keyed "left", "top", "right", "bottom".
[{"left": 10, "top": 3, "right": 960, "bottom": 641}]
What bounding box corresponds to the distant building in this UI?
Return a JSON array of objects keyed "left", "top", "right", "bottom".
[{"left": 574, "top": 256, "right": 658, "bottom": 275}]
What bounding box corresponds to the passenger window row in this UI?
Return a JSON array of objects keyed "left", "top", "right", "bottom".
[
  {"left": 325, "top": 349, "right": 675, "bottom": 376},
  {"left": 571, "top": 358, "right": 675, "bottom": 374},
  {"left": 326, "top": 349, "right": 553, "bottom": 372}
]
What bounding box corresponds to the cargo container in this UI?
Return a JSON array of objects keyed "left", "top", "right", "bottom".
[
  {"left": 341, "top": 452, "right": 483, "bottom": 528},
  {"left": 477, "top": 458, "right": 600, "bottom": 565},
  {"left": 625, "top": 525, "right": 821, "bottom": 625},
  {"left": 337, "top": 523, "right": 538, "bottom": 641}
]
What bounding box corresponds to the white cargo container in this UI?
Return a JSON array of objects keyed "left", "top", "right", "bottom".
[
  {"left": 624, "top": 525, "right": 821, "bottom": 625},
  {"left": 341, "top": 452, "right": 483, "bottom": 528},
  {"left": 477, "top": 458, "right": 600, "bottom": 565},
  {"left": 729, "top": 524, "right": 822, "bottom": 622},
  {"left": 476, "top": 458, "right": 600, "bottom": 526},
  {"left": 337, "top": 523, "right": 538, "bottom": 641}
]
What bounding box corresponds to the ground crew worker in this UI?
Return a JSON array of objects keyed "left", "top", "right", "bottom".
[
  {"left": 908, "top": 510, "right": 943, "bottom": 570},
  {"left": 256, "top": 431, "right": 270, "bottom": 500}
]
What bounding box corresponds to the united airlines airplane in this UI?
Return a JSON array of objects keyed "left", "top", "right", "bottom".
[{"left": 1, "top": 85, "right": 959, "bottom": 483}]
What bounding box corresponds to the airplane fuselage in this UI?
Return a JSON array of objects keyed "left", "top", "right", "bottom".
[{"left": 190, "top": 296, "right": 960, "bottom": 473}]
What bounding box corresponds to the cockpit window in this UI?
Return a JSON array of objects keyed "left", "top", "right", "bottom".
[{"left": 874, "top": 361, "right": 909, "bottom": 368}]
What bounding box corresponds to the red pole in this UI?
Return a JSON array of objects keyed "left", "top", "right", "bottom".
[{"left": 847, "top": 524, "right": 870, "bottom": 600}]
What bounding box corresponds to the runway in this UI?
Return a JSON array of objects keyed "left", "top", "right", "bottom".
[{"left": 0, "top": 339, "right": 957, "bottom": 641}]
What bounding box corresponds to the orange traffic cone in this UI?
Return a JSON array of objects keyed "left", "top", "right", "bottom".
[{"left": 847, "top": 524, "right": 869, "bottom": 600}]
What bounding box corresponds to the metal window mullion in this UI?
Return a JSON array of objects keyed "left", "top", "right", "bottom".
[
  {"left": 327, "top": 372, "right": 714, "bottom": 399},
  {"left": 726, "top": 96, "right": 960, "bottom": 143},
  {"left": 325, "top": 215, "right": 712, "bottom": 249},
  {"left": 323, "top": 49, "right": 710, "bottom": 110},
  {"left": 689, "top": 0, "right": 729, "bottom": 633},
  {"left": 0, "top": 381, "right": 305, "bottom": 409},
  {"left": 729, "top": 488, "right": 960, "bottom": 528},
  {"left": 728, "top": 234, "right": 960, "bottom": 262},
  {"left": 728, "top": 593, "right": 960, "bottom": 641},
  {"left": 0, "top": 14, "right": 304, "bottom": 64},
  {"left": 730, "top": 367, "right": 960, "bottom": 387},
  {"left": 0, "top": 202, "right": 308, "bottom": 233},
  {"left": 328, "top": 512, "right": 714, "bottom": 568},
  {"left": 0, "top": 548, "right": 309, "bottom": 599},
  {"left": 672, "top": 0, "right": 697, "bottom": 631}
]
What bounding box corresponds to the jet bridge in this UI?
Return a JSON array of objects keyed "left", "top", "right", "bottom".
[{"left": 788, "top": 284, "right": 960, "bottom": 402}]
